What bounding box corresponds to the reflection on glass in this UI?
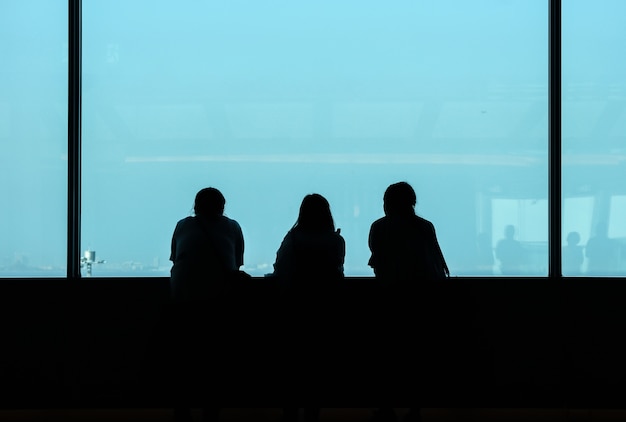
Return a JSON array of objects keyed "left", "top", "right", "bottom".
[
  {"left": 563, "top": 197, "right": 594, "bottom": 275},
  {"left": 0, "top": 1, "right": 67, "bottom": 277},
  {"left": 563, "top": 0, "right": 626, "bottom": 276},
  {"left": 491, "top": 199, "right": 549, "bottom": 275},
  {"left": 82, "top": 0, "right": 547, "bottom": 277}
]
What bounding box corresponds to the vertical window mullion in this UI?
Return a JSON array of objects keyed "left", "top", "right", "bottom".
[
  {"left": 67, "top": 0, "right": 82, "bottom": 279},
  {"left": 550, "top": 0, "right": 568, "bottom": 411},
  {"left": 549, "top": 0, "right": 562, "bottom": 278}
]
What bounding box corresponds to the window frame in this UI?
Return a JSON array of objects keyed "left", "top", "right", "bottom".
[{"left": 63, "top": 0, "right": 570, "bottom": 280}]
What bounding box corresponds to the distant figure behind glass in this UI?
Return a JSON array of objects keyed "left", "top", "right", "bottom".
[
  {"left": 563, "top": 231, "right": 584, "bottom": 276},
  {"left": 170, "top": 187, "right": 244, "bottom": 302},
  {"left": 495, "top": 224, "right": 526, "bottom": 275},
  {"left": 271, "top": 193, "right": 345, "bottom": 288},
  {"left": 586, "top": 221, "right": 617, "bottom": 275},
  {"left": 368, "top": 182, "right": 449, "bottom": 284}
]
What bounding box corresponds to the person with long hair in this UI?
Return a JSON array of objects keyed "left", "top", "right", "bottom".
[
  {"left": 270, "top": 194, "right": 345, "bottom": 422},
  {"left": 272, "top": 193, "right": 345, "bottom": 286}
]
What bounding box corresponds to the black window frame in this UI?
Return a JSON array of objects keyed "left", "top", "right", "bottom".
[{"left": 63, "top": 0, "right": 565, "bottom": 280}]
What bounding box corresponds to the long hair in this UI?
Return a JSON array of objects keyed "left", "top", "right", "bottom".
[
  {"left": 292, "top": 194, "right": 335, "bottom": 233},
  {"left": 383, "top": 182, "right": 417, "bottom": 217},
  {"left": 193, "top": 187, "right": 225, "bottom": 217}
]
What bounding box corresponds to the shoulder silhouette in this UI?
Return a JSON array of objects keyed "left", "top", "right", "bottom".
[
  {"left": 368, "top": 182, "right": 449, "bottom": 284},
  {"left": 586, "top": 221, "right": 618, "bottom": 275},
  {"left": 563, "top": 231, "right": 584, "bottom": 275},
  {"left": 271, "top": 193, "right": 345, "bottom": 287},
  {"left": 495, "top": 224, "right": 526, "bottom": 275},
  {"left": 169, "top": 187, "right": 244, "bottom": 301}
]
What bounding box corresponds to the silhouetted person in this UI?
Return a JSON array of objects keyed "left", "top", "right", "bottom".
[
  {"left": 368, "top": 182, "right": 449, "bottom": 422},
  {"left": 563, "top": 231, "right": 584, "bottom": 276},
  {"left": 586, "top": 221, "right": 617, "bottom": 275},
  {"left": 271, "top": 193, "right": 345, "bottom": 289},
  {"left": 495, "top": 224, "right": 526, "bottom": 275},
  {"left": 368, "top": 182, "right": 449, "bottom": 284},
  {"left": 169, "top": 187, "right": 244, "bottom": 422},
  {"left": 269, "top": 194, "right": 343, "bottom": 416},
  {"left": 170, "top": 187, "right": 244, "bottom": 301}
]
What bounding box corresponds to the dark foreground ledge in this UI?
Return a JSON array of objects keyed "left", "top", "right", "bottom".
[
  {"left": 141, "top": 283, "right": 478, "bottom": 406},
  {"left": 2, "top": 277, "right": 626, "bottom": 407}
]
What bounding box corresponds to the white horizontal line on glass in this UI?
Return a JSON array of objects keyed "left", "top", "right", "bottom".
[
  {"left": 124, "top": 154, "right": 544, "bottom": 166},
  {"left": 123, "top": 153, "right": 626, "bottom": 166}
]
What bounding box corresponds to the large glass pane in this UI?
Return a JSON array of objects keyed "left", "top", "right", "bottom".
[
  {"left": 0, "top": 1, "right": 67, "bottom": 277},
  {"left": 83, "top": 0, "right": 547, "bottom": 277},
  {"left": 563, "top": 0, "right": 626, "bottom": 276}
]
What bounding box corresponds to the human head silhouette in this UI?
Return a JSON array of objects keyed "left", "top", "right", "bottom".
[
  {"left": 567, "top": 231, "right": 581, "bottom": 246},
  {"left": 383, "top": 182, "right": 417, "bottom": 217},
  {"left": 194, "top": 187, "right": 225, "bottom": 217},
  {"left": 294, "top": 193, "right": 335, "bottom": 232}
]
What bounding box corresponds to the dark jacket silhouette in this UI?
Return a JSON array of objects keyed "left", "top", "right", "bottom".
[
  {"left": 369, "top": 213, "right": 448, "bottom": 284},
  {"left": 170, "top": 188, "right": 244, "bottom": 302},
  {"left": 368, "top": 182, "right": 449, "bottom": 285},
  {"left": 495, "top": 224, "right": 526, "bottom": 275},
  {"left": 586, "top": 222, "right": 617, "bottom": 275}
]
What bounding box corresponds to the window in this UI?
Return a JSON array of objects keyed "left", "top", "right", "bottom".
[
  {"left": 0, "top": 1, "right": 67, "bottom": 277},
  {"left": 492, "top": 199, "right": 549, "bottom": 275},
  {"left": 563, "top": 0, "right": 626, "bottom": 276},
  {"left": 82, "top": 0, "right": 548, "bottom": 277},
  {"left": 6, "top": 1, "right": 622, "bottom": 279}
]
